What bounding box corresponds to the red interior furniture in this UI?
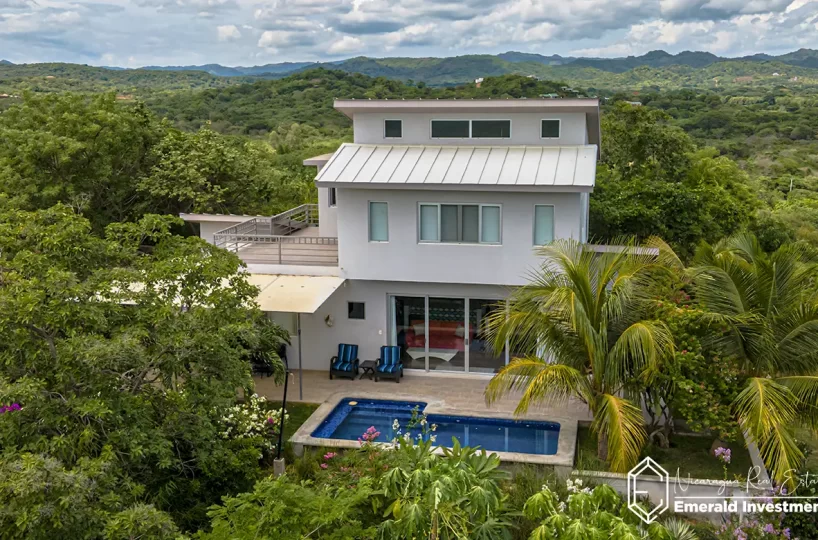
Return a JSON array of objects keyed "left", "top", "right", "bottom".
[{"left": 404, "top": 319, "right": 473, "bottom": 351}]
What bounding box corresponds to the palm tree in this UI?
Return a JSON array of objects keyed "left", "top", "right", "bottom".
[
  {"left": 688, "top": 233, "right": 818, "bottom": 486},
  {"left": 484, "top": 238, "right": 676, "bottom": 472}
]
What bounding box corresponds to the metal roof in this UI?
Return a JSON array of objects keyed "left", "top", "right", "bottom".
[{"left": 314, "top": 143, "right": 597, "bottom": 191}]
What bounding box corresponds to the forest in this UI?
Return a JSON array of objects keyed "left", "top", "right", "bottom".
[{"left": 1, "top": 62, "right": 818, "bottom": 539}]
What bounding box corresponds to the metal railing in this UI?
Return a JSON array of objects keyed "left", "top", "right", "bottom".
[{"left": 213, "top": 204, "right": 338, "bottom": 266}]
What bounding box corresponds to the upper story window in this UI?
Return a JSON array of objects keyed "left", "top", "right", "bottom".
[
  {"left": 328, "top": 187, "right": 337, "bottom": 207},
  {"left": 431, "top": 120, "right": 469, "bottom": 138},
  {"left": 541, "top": 119, "right": 561, "bottom": 139},
  {"left": 471, "top": 120, "right": 511, "bottom": 138},
  {"left": 368, "top": 201, "right": 388, "bottom": 242},
  {"left": 430, "top": 119, "right": 511, "bottom": 139},
  {"left": 384, "top": 119, "right": 402, "bottom": 138},
  {"left": 533, "top": 205, "right": 555, "bottom": 245},
  {"left": 418, "top": 203, "right": 501, "bottom": 245}
]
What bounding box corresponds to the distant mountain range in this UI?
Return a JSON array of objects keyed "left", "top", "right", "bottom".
[
  {"left": 5, "top": 48, "right": 818, "bottom": 88},
  {"left": 125, "top": 48, "right": 818, "bottom": 80}
]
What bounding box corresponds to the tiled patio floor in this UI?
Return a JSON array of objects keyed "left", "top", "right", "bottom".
[{"left": 253, "top": 369, "right": 593, "bottom": 423}]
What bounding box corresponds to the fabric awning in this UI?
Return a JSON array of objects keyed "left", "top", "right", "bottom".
[{"left": 247, "top": 274, "right": 345, "bottom": 313}]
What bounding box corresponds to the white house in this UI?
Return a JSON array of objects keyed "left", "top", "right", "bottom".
[{"left": 182, "top": 98, "right": 600, "bottom": 387}]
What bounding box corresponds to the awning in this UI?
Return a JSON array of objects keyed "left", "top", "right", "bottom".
[{"left": 247, "top": 274, "right": 345, "bottom": 313}]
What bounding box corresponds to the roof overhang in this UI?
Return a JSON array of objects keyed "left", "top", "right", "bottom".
[
  {"left": 333, "top": 99, "right": 601, "bottom": 148},
  {"left": 247, "top": 274, "right": 345, "bottom": 313},
  {"left": 302, "top": 152, "right": 335, "bottom": 167}
]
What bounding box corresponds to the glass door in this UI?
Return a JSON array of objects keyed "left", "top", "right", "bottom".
[
  {"left": 427, "top": 297, "right": 466, "bottom": 372},
  {"left": 389, "top": 295, "right": 427, "bottom": 370},
  {"left": 389, "top": 295, "right": 507, "bottom": 373},
  {"left": 467, "top": 299, "right": 506, "bottom": 373}
]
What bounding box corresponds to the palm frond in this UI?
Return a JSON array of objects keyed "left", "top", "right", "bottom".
[
  {"left": 607, "top": 320, "right": 674, "bottom": 388},
  {"left": 733, "top": 377, "right": 803, "bottom": 486},
  {"left": 484, "top": 359, "right": 591, "bottom": 415},
  {"left": 591, "top": 393, "right": 647, "bottom": 473}
]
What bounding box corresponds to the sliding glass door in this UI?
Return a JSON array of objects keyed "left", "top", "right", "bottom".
[
  {"left": 468, "top": 299, "right": 506, "bottom": 373},
  {"left": 427, "top": 297, "right": 466, "bottom": 372},
  {"left": 389, "top": 295, "right": 507, "bottom": 373},
  {"left": 389, "top": 296, "right": 426, "bottom": 370}
]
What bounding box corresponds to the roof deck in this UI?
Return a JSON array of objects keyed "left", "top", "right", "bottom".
[{"left": 213, "top": 204, "right": 338, "bottom": 267}]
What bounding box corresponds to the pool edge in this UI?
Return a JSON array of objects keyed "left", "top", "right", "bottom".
[{"left": 290, "top": 390, "right": 577, "bottom": 468}]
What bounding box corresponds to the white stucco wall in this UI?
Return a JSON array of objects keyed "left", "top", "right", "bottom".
[
  {"left": 280, "top": 279, "right": 510, "bottom": 372},
  {"left": 352, "top": 112, "right": 588, "bottom": 146},
  {"left": 334, "top": 188, "right": 582, "bottom": 286},
  {"left": 317, "top": 187, "right": 338, "bottom": 237}
]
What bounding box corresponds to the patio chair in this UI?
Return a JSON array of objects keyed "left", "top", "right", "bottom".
[
  {"left": 375, "top": 345, "right": 403, "bottom": 383},
  {"left": 329, "top": 343, "right": 359, "bottom": 380}
]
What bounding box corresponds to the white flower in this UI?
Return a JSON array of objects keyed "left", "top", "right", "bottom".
[
  {"left": 429, "top": 435, "right": 437, "bottom": 443},
  {"left": 392, "top": 419, "right": 400, "bottom": 430}
]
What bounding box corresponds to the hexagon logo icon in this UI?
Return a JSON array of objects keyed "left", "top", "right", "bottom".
[{"left": 627, "top": 456, "right": 670, "bottom": 524}]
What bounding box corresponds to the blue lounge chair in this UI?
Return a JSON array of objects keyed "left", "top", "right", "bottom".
[
  {"left": 375, "top": 345, "right": 403, "bottom": 383},
  {"left": 329, "top": 343, "right": 359, "bottom": 380}
]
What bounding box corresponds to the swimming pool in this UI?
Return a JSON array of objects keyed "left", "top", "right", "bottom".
[{"left": 311, "top": 398, "right": 560, "bottom": 455}]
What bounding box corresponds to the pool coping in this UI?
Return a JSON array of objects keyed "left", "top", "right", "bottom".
[{"left": 289, "top": 390, "right": 577, "bottom": 467}]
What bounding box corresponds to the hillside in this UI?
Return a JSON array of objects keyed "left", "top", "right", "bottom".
[
  {"left": 0, "top": 62, "right": 250, "bottom": 96},
  {"left": 6, "top": 49, "right": 818, "bottom": 92}
]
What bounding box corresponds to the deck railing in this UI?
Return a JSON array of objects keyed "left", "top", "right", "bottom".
[{"left": 213, "top": 204, "right": 337, "bottom": 266}]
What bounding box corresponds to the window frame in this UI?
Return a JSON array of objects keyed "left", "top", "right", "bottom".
[
  {"left": 417, "top": 202, "right": 502, "bottom": 245},
  {"left": 470, "top": 119, "right": 512, "bottom": 140},
  {"left": 430, "top": 119, "right": 471, "bottom": 139},
  {"left": 383, "top": 119, "right": 403, "bottom": 139},
  {"left": 429, "top": 119, "right": 514, "bottom": 140},
  {"left": 328, "top": 187, "right": 337, "bottom": 208},
  {"left": 532, "top": 204, "right": 556, "bottom": 246},
  {"left": 540, "top": 118, "right": 561, "bottom": 139},
  {"left": 368, "top": 201, "right": 389, "bottom": 243},
  {"left": 347, "top": 301, "right": 366, "bottom": 320}
]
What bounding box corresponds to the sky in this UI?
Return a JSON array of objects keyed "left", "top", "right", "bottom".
[{"left": 2, "top": 0, "right": 818, "bottom": 66}]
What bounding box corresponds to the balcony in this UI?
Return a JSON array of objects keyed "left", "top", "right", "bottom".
[{"left": 213, "top": 204, "right": 338, "bottom": 266}]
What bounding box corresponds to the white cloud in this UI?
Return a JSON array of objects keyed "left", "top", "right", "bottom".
[
  {"left": 3, "top": 0, "right": 818, "bottom": 66},
  {"left": 327, "top": 35, "right": 364, "bottom": 54},
  {"left": 217, "top": 24, "right": 241, "bottom": 41}
]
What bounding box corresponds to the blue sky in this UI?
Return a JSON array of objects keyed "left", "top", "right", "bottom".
[{"left": 2, "top": 0, "right": 818, "bottom": 66}]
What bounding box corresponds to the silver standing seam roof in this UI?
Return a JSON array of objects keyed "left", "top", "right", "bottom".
[{"left": 314, "top": 143, "right": 598, "bottom": 192}]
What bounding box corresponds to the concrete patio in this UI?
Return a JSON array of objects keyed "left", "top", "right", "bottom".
[{"left": 254, "top": 369, "right": 592, "bottom": 421}]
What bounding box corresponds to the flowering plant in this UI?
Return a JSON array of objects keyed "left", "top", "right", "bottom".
[
  {"left": 715, "top": 446, "right": 732, "bottom": 480},
  {"left": 0, "top": 403, "right": 21, "bottom": 414},
  {"left": 219, "top": 394, "right": 287, "bottom": 456},
  {"left": 390, "top": 406, "right": 437, "bottom": 447}
]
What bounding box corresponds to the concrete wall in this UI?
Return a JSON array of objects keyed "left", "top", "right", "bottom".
[
  {"left": 335, "top": 188, "right": 582, "bottom": 286},
  {"left": 199, "top": 219, "right": 245, "bottom": 244},
  {"left": 317, "top": 187, "right": 338, "bottom": 237},
  {"left": 279, "top": 279, "right": 508, "bottom": 372},
  {"left": 352, "top": 112, "right": 589, "bottom": 146}
]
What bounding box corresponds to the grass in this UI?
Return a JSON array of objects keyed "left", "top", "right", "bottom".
[
  {"left": 576, "top": 426, "right": 754, "bottom": 480},
  {"left": 267, "top": 400, "right": 320, "bottom": 441}
]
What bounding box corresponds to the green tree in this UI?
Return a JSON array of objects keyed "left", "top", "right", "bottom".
[
  {"left": 0, "top": 92, "right": 162, "bottom": 229},
  {"left": 688, "top": 232, "right": 818, "bottom": 486},
  {"left": 484, "top": 239, "right": 675, "bottom": 472},
  {"left": 0, "top": 204, "right": 282, "bottom": 532},
  {"left": 592, "top": 107, "right": 756, "bottom": 258}
]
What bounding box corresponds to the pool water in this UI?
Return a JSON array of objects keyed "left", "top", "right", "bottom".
[{"left": 311, "top": 398, "right": 560, "bottom": 455}]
